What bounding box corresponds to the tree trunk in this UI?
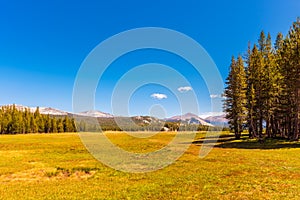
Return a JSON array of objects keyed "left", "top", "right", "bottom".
[
  {"left": 294, "top": 86, "right": 299, "bottom": 140},
  {"left": 259, "top": 111, "right": 263, "bottom": 138}
]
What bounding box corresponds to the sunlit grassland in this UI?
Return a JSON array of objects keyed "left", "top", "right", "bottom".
[{"left": 0, "top": 132, "right": 299, "bottom": 199}]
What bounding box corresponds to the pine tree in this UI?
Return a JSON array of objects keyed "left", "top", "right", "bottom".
[
  {"left": 224, "top": 56, "right": 247, "bottom": 139},
  {"left": 2, "top": 107, "right": 11, "bottom": 134},
  {"left": 258, "top": 31, "right": 267, "bottom": 53},
  {"left": 57, "top": 118, "right": 64, "bottom": 133},
  {"left": 44, "top": 115, "right": 51, "bottom": 133},
  {"left": 245, "top": 42, "right": 257, "bottom": 138},
  {"left": 30, "top": 115, "right": 38, "bottom": 133},
  {"left": 71, "top": 118, "right": 77, "bottom": 132},
  {"left": 263, "top": 33, "right": 278, "bottom": 137},
  {"left": 51, "top": 118, "right": 58, "bottom": 133},
  {"left": 270, "top": 32, "right": 285, "bottom": 137},
  {"left": 248, "top": 45, "right": 266, "bottom": 138},
  {"left": 275, "top": 32, "right": 284, "bottom": 50},
  {"left": 63, "top": 116, "right": 70, "bottom": 132},
  {"left": 23, "top": 108, "right": 31, "bottom": 133},
  {"left": 10, "top": 104, "right": 20, "bottom": 134}
]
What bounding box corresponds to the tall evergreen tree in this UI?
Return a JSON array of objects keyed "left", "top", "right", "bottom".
[
  {"left": 245, "top": 42, "right": 256, "bottom": 138},
  {"left": 57, "top": 118, "right": 64, "bottom": 133},
  {"left": 44, "top": 115, "right": 51, "bottom": 133},
  {"left": 51, "top": 118, "right": 58, "bottom": 133},
  {"left": 249, "top": 45, "right": 266, "bottom": 137},
  {"left": 224, "top": 56, "right": 247, "bottom": 139},
  {"left": 263, "top": 33, "right": 278, "bottom": 137},
  {"left": 23, "top": 108, "right": 31, "bottom": 134},
  {"left": 30, "top": 115, "right": 38, "bottom": 133}
]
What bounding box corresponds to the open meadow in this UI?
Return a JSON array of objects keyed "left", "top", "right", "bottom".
[{"left": 0, "top": 132, "right": 299, "bottom": 199}]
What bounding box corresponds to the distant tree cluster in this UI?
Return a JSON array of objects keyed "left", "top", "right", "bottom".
[
  {"left": 0, "top": 105, "right": 76, "bottom": 134},
  {"left": 76, "top": 118, "right": 225, "bottom": 132},
  {"left": 76, "top": 117, "right": 167, "bottom": 132},
  {"left": 76, "top": 118, "right": 121, "bottom": 132},
  {"left": 224, "top": 18, "right": 300, "bottom": 140}
]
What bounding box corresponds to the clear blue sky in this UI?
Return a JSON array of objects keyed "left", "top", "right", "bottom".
[{"left": 0, "top": 0, "right": 299, "bottom": 117}]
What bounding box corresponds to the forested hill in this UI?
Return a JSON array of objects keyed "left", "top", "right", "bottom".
[
  {"left": 0, "top": 105, "right": 76, "bottom": 134},
  {"left": 224, "top": 18, "right": 300, "bottom": 140}
]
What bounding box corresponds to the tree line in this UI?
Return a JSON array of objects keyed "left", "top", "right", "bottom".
[
  {"left": 75, "top": 118, "right": 226, "bottom": 132},
  {"left": 0, "top": 104, "right": 225, "bottom": 134},
  {"left": 0, "top": 105, "right": 77, "bottom": 134},
  {"left": 224, "top": 18, "right": 300, "bottom": 140}
]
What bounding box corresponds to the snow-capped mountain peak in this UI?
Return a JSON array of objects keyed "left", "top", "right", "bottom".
[
  {"left": 1, "top": 104, "right": 69, "bottom": 116},
  {"left": 78, "top": 110, "right": 113, "bottom": 118},
  {"left": 166, "top": 113, "right": 214, "bottom": 126},
  {"left": 38, "top": 107, "right": 69, "bottom": 116},
  {"left": 1, "top": 104, "right": 115, "bottom": 118}
]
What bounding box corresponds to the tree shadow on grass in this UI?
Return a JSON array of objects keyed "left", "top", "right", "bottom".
[
  {"left": 215, "top": 139, "right": 300, "bottom": 149},
  {"left": 193, "top": 135, "right": 300, "bottom": 149},
  {"left": 192, "top": 136, "right": 238, "bottom": 145}
]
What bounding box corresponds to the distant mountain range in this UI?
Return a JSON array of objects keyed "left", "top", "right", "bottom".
[
  {"left": 10, "top": 104, "right": 69, "bottom": 116},
  {"left": 78, "top": 110, "right": 113, "bottom": 118},
  {"left": 204, "top": 114, "right": 228, "bottom": 126},
  {"left": 2, "top": 104, "right": 113, "bottom": 118},
  {"left": 1, "top": 104, "right": 228, "bottom": 127},
  {"left": 165, "top": 113, "right": 214, "bottom": 126}
]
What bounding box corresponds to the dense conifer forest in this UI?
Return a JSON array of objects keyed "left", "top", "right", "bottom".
[
  {"left": 224, "top": 18, "right": 300, "bottom": 140},
  {"left": 0, "top": 105, "right": 76, "bottom": 134}
]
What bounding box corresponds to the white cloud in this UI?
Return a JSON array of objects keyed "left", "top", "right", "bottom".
[
  {"left": 151, "top": 93, "right": 167, "bottom": 100},
  {"left": 210, "top": 94, "right": 221, "bottom": 98},
  {"left": 177, "top": 86, "right": 193, "bottom": 93}
]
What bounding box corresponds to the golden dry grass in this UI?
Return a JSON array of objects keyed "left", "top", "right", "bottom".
[{"left": 0, "top": 132, "right": 299, "bottom": 199}]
